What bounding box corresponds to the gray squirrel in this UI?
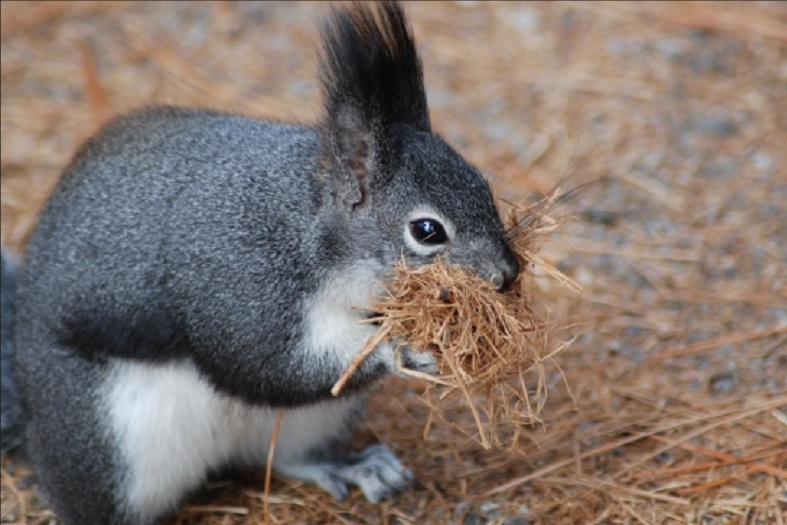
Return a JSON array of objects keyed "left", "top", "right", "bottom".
[{"left": 0, "top": 2, "right": 519, "bottom": 524}]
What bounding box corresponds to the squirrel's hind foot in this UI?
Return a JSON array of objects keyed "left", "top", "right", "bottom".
[{"left": 276, "top": 443, "right": 412, "bottom": 503}]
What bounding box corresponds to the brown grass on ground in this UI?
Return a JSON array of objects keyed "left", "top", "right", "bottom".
[{"left": 2, "top": 2, "right": 786, "bottom": 524}]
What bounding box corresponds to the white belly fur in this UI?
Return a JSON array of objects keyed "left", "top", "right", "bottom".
[{"left": 104, "top": 359, "right": 360, "bottom": 523}]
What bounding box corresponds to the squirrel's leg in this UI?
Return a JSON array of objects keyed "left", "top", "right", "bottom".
[
  {"left": 274, "top": 442, "right": 412, "bottom": 503},
  {"left": 266, "top": 342, "right": 434, "bottom": 503}
]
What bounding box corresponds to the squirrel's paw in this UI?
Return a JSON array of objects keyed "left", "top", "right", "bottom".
[
  {"left": 396, "top": 346, "right": 439, "bottom": 377},
  {"left": 277, "top": 444, "right": 412, "bottom": 503}
]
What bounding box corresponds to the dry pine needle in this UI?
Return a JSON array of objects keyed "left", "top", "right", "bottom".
[{"left": 333, "top": 191, "right": 577, "bottom": 449}]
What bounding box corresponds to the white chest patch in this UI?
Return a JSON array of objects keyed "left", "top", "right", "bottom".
[
  {"left": 306, "top": 263, "right": 386, "bottom": 362},
  {"left": 104, "top": 360, "right": 361, "bottom": 523}
]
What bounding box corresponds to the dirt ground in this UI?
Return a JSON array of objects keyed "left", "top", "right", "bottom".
[{"left": 1, "top": 2, "right": 785, "bottom": 524}]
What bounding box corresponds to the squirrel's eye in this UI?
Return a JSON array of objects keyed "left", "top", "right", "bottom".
[{"left": 410, "top": 219, "right": 448, "bottom": 245}]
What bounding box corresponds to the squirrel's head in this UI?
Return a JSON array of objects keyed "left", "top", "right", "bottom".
[{"left": 318, "top": 1, "right": 519, "bottom": 291}]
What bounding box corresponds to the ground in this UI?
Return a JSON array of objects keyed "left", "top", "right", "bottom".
[{"left": 1, "top": 2, "right": 785, "bottom": 524}]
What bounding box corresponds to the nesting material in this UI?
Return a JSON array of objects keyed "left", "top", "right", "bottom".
[{"left": 332, "top": 191, "right": 578, "bottom": 449}]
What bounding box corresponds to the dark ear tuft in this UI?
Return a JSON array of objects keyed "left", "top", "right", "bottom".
[
  {"left": 320, "top": 1, "right": 430, "bottom": 133},
  {"left": 319, "top": 1, "right": 430, "bottom": 206}
]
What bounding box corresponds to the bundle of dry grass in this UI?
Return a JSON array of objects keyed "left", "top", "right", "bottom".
[{"left": 332, "top": 191, "right": 579, "bottom": 449}]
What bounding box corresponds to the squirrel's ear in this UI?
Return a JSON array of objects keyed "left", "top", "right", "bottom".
[
  {"left": 318, "top": 2, "right": 430, "bottom": 208},
  {"left": 322, "top": 101, "right": 390, "bottom": 208}
]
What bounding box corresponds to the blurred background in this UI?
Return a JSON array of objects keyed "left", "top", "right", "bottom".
[{"left": 2, "top": 2, "right": 785, "bottom": 524}]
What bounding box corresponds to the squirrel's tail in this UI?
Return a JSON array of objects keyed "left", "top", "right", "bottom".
[{"left": 1, "top": 249, "right": 24, "bottom": 453}]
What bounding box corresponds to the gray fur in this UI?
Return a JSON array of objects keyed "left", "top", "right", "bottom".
[
  {"left": 1, "top": 251, "right": 24, "bottom": 452},
  {"left": 1, "top": 3, "right": 519, "bottom": 524}
]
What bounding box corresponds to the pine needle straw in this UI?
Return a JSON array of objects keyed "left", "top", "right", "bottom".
[
  {"left": 263, "top": 410, "right": 285, "bottom": 524},
  {"left": 332, "top": 191, "right": 578, "bottom": 449}
]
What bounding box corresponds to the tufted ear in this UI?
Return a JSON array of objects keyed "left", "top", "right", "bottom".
[
  {"left": 318, "top": 1, "right": 431, "bottom": 208},
  {"left": 322, "top": 95, "right": 391, "bottom": 209}
]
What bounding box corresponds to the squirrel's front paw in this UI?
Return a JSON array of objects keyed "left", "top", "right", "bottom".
[{"left": 396, "top": 346, "right": 439, "bottom": 376}]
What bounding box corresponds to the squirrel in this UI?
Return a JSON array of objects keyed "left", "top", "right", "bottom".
[{"left": 0, "top": 2, "right": 520, "bottom": 524}]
